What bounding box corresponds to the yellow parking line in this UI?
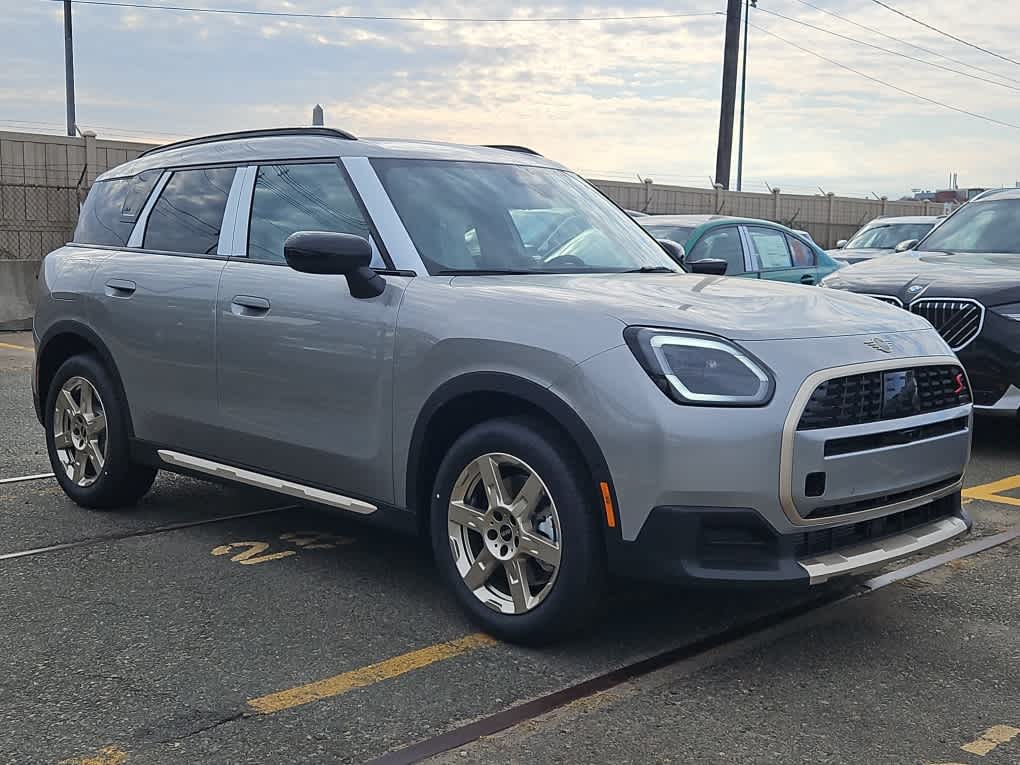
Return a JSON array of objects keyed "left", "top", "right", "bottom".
[
  {"left": 58, "top": 745, "right": 128, "bottom": 765},
  {"left": 248, "top": 632, "right": 495, "bottom": 714},
  {"left": 0, "top": 341, "right": 32, "bottom": 352},
  {"left": 961, "top": 725, "right": 1020, "bottom": 756},
  {"left": 963, "top": 475, "right": 1020, "bottom": 508}
]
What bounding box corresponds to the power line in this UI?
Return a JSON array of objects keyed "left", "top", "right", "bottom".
[
  {"left": 790, "top": 0, "right": 1020, "bottom": 86},
  {"left": 748, "top": 21, "right": 1020, "bottom": 130},
  {"left": 866, "top": 0, "right": 1020, "bottom": 67},
  {"left": 758, "top": 6, "right": 1020, "bottom": 92},
  {"left": 50, "top": 0, "right": 724, "bottom": 23}
]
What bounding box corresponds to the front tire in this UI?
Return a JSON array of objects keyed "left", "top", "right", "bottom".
[
  {"left": 430, "top": 417, "right": 606, "bottom": 644},
  {"left": 45, "top": 354, "right": 157, "bottom": 509}
]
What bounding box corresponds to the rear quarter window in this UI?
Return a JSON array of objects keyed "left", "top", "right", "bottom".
[{"left": 73, "top": 170, "right": 161, "bottom": 246}]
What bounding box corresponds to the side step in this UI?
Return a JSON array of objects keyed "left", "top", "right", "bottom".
[{"left": 157, "top": 450, "right": 377, "bottom": 515}]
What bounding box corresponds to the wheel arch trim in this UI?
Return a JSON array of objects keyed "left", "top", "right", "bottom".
[{"left": 404, "top": 372, "right": 617, "bottom": 528}]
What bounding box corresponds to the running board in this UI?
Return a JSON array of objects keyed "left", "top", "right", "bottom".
[{"left": 157, "top": 450, "right": 377, "bottom": 515}]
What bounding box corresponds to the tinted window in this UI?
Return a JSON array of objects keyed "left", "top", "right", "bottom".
[
  {"left": 372, "top": 159, "right": 677, "bottom": 274},
  {"left": 747, "top": 227, "right": 793, "bottom": 269},
  {"left": 248, "top": 163, "right": 373, "bottom": 264},
  {"left": 688, "top": 226, "right": 745, "bottom": 275},
  {"left": 786, "top": 234, "right": 815, "bottom": 267},
  {"left": 846, "top": 223, "right": 935, "bottom": 249},
  {"left": 74, "top": 170, "right": 161, "bottom": 246},
  {"left": 143, "top": 167, "right": 236, "bottom": 254},
  {"left": 644, "top": 225, "right": 696, "bottom": 245}
]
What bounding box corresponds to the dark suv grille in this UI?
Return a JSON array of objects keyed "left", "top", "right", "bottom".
[
  {"left": 798, "top": 364, "right": 970, "bottom": 430},
  {"left": 909, "top": 299, "right": 983, "bottom": 351}
]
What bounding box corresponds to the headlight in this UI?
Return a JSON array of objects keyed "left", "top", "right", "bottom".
[
  {"left": 624, "top": 327, "right": 775, "bottom": 406},
  {"left": 991, "top": 302, "right": 1020, "bottom": 321}
]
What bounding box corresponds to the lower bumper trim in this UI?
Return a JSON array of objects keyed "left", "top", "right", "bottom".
[
  {"left": 973, "top": 384, "right": 1020, "bottom": 416},
  {"left": 799, "top": 515, "right": 968, "bottom": 584}
]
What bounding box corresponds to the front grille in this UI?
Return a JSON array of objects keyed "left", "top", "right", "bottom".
[
  {"left": 798, "top": 364, "right": 970, "bottom": 430},
  {"left": 824, "top": 416, "right": 969, "bottom": 457},
  {"left": 793, "top": 494, "right": 957, "bottom": 558},
  {"left": 909, "top": 298, "right": 984, "bottom": 351},
  {"left": 804, "top": 476, "right": 961, "bottom": 519}
]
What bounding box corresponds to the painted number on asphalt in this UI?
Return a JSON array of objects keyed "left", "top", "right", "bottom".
[{"left": 212, "top": 530, "right": 354, "bottom": 566}]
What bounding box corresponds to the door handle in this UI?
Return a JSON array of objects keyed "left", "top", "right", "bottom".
[
  {"left": 104, "top": 279, "right": 136, "bottom": 297},
  {"left": 230, "top": 295, "right": 271, "bottom": 317},
  {"left": 800, "top": 274, "right": 815, "bottom": 285}
]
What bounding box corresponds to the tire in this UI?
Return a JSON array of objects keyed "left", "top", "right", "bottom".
[
  {"left": 430, "top": 417, "right": 607, "bottom": 644},
  {"left": 44, "top": 353, "right": 157, "bottom": 509}
]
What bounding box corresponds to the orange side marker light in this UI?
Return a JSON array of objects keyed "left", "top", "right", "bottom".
[{"left": 599, "top": 481, "right": 616, "bottom": 528}]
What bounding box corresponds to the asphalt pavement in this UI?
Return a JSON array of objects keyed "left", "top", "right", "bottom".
[{"left": 0, "top": 332, "right": 1016, "bottom": 765}]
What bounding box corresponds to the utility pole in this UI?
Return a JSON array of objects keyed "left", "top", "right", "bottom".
[
  {"left": 714, "top": 0, "right": 743, "bottom": 190},
  {"left": 735, "top": 0, "right": 755, "bottom": 192},
  {"left": 63, "top": 0, "right": 76, "bottom": 137}
]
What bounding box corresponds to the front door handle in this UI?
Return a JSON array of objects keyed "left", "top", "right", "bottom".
[
  {"left": 230, "top": 295, "right": 271, "bottom": 317},
  {"left": 104, "top": 279, "right": 136, "bottom": 297},
  {"left": 800, "top": 274, "right": 815, "bottom": 285}
]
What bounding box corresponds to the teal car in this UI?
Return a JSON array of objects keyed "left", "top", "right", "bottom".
[{"left": 639, "top": 214, "right": 842, "bottom": 285}]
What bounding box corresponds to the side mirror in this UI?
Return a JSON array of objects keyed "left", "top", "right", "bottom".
[
  {"left": 689, "top": 258, "right": 728, "bottom": 276},
  {"left": 894, "top": 239, "right": 919, "bottom": 253},
  {"left": 657, "top": 238, "right": 686, "bottom": 264},
  {"left": 835, "top": 239, "right": 848, "bottom": 249},
  {"left": 284, "top": 231, "right": 385, "bottom": 298}
]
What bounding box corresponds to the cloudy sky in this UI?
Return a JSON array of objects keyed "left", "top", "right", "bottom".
[{"left": 2, "top": 0, "right": 1019, "bottom": 197}]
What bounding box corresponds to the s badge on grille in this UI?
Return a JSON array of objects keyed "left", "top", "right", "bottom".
[{"left": 864, "top": 337, "right": 894, "bottom": 353}]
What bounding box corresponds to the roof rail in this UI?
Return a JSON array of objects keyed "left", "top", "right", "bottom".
[
  {"left": 482, "top": 144, "right": 543, "bottom": 157},
  {"left": 139, "top": 127, "right": 358, "bottom": 157}
]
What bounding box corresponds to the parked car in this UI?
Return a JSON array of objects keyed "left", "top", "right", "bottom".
[
  {"left": 829, "top": 216, "right": 941, "bottom": 265},
  {"left": 639, "top": 214, "right": 842, "bottom": 285},
  {"left": 821, "top": 189, "right": 1020, "bottom": 415},
  {"left": 34, "top": 128, "right": 972, "bottom": 643}
]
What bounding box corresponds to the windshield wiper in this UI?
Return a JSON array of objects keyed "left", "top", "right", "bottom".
[
  {"left": 623, "top": 266, "right": 678, "bottom": 273},
  {"left": 436, "top": 269, "right": 543, "bottom": 275}
]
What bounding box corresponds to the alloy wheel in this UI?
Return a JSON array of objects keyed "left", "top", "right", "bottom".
[
  {"left": 52, "top": 376, "right": 108, "bottom": 488},
  {"left": 447, "top": 452, "right": 562, "bottom": 615}
]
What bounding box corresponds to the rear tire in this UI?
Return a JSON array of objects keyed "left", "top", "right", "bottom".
[
  {"left": 45, "top": 354, "right": 156, "bottom": 509},
  {"left": 430, "top": 417, "right": 606, "bottom": 644}
]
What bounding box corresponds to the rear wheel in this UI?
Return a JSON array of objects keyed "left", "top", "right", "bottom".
[
  {"left": 45, "top": 354, "right": 156, "bottom": 509},
  {"left": 430, "top": 417, "right": 606, "bottom": 644}
]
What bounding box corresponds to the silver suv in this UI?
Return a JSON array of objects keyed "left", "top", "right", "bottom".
[{"left": 33, "top": 128, "right": 973, "bottom": 643}]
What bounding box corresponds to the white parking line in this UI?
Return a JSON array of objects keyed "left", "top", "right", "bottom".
[{"left": 0, "top": 473, "right": 55, "bottom": 485}]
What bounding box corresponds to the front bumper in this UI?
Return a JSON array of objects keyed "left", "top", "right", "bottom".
[
  {"left": 958, "top": 312, "right": 1020, "bottom": 415},
  {"left": 610, "top": 493, "right": 970, "bottom": 585}
]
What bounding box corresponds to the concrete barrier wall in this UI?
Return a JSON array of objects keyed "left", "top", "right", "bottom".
[{"left": 0, "top": 259, "right": 41, "bottom": 330}]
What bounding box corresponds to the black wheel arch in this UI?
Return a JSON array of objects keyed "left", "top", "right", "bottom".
[
  {"left": 35, "top": 320, "right": 133, "bottom": 435},
  {"left": 405, "top": 372, "right": 619, "bottom": 540}
]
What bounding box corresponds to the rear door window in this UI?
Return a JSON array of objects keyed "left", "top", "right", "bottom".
[
  {"left": 74, "top": 170, "right": 161, "bottom": 246},
  {"left": 246, "top": 163, "right": 379, "bottom": 265},
  {"left": 143, "top": 167, "right": 236, "bottom": 254},
  {"left": 786, "top": 234, "right": 815, "bottom": 267},
  {"left": 687, "top": 226, "right": 745, "bottom": 275},
  {"left": 746, "top": 226, "right": 793, "bottom": 269}
]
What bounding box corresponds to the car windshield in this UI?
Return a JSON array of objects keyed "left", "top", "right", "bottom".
[
  {"left": 372, "top": 159, "right": 678, "bottom": 274},
  {"left": 642, "top": 225, "right": 696, "bottom": 245},
  {"left": 919, "top": 200, "right": 1020, "bottom": 253},
  {"left": 846, "top": 223, "right": 934, "bottom": 249}
]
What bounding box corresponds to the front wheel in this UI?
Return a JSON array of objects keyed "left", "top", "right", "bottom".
[{"left": 430, "top": 417, "right": 606, "bottom": 644}]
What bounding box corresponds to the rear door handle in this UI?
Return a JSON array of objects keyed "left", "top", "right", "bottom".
[
  {"left": 800, "top": 274, "right": 815, "bottom": 285},
  {"left": 104, "top": 279, "right": 136, "bottom": 297},
  {"left": 230, "top": 295, "right": 271, "bottom": 317}
]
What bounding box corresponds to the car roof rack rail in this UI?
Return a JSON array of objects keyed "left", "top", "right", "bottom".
[
  {"left": 482, "top": 144, "right": 543, "bottom": 157},
  {"left": 139, "top": 127, "right": 358, "bottom": 157}
]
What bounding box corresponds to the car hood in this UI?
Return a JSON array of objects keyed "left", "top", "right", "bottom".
[
  {"left": 821, "top": 250, "right": 1020, "bottom": 305},
  {"left": 827, "top": 247, "right": 894, "bottom": 262},
  {"left": 449, "top": 273, "right": 933, "bottom": 341}
]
